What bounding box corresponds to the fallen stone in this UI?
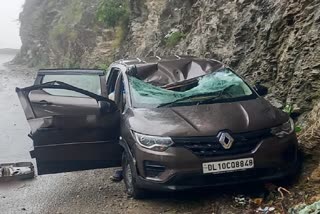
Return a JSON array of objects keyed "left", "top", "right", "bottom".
[
  {"left": 310, "top": 195, "right": 320, "bottom": 204},
  {"left": 0, "top": 162, "right": 35, "bottom": 182},
  {"left": 310, "top": 164, "right": 320, "bottom": 183}
]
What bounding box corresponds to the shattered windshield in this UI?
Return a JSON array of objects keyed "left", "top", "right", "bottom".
[{"left": 129, "top": 68, "right": 256, "bottom": 108}]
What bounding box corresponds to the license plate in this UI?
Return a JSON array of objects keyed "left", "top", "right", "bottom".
[{"left": 202, "top": 158, "right": 254, "bottom": 174}]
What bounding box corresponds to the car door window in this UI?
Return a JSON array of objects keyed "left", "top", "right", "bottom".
[
  {"left": 114, "top": 74, "right": 127, "bottom": 112},
  {"left": 106, "top": 68, "right": 120, "bottom": 101},
  {"left": 42, "top": 74, "right": 102, "bottom": 97}
]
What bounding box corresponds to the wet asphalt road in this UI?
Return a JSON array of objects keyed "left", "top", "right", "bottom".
[
  {"left": 0, "top": 54, "right": 32, "bottom": 164},
  {"left": 0, "top": 56, "right": 268, "bottom": 214}
]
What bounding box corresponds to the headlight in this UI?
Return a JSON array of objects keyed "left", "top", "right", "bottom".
[
  {"left": 271, "top": 118, "right": 294, "bottom": 138},
  {"left": 134, "top": 132, "right": 174, "bottom": 152}
]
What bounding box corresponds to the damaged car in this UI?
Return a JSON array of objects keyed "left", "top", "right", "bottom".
[{"left": 17, "top": 56, "right": 300, "bottom": 199}]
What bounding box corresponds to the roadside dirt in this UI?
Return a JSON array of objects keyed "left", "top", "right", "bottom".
[{"left": 1, "top": 58, "right": 319, "bottom": 214}]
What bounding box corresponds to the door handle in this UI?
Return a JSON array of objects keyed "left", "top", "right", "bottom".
[{"left": 34, "top": 100, "right": 53, "bottom": 106}]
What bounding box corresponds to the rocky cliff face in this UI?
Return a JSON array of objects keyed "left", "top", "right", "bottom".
[
  {"left": 124, "top": 0, "right": 320, "bottom": 117},
  {"left": 16, "top": 0, "right": 320, "bottom": 123},
  {"left": 15, "top": 0, "right": 120, "bottom": 68}
]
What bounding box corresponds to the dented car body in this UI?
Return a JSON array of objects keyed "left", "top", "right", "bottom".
[{"left": 17, "top": 56, "right": 299, "bottom": 198}]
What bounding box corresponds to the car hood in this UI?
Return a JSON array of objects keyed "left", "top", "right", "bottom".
[{"left": 126, "top": 98, "right": 289, "bottom": 137}]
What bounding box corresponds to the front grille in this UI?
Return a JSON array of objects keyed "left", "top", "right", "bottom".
[{"left": 172, "top": 129, "right": 272, "bottom": 157}]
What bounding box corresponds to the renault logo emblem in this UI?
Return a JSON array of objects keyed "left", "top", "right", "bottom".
[{"left": 218, "top": 132, "right": 234, "bottom": 149}]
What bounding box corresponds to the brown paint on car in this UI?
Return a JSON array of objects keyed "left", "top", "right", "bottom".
[{"left": 17, "top": 57, "right": 300, "bottom": 197}]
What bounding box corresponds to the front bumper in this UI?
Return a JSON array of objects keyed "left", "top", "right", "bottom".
[
  {"left": 132, "top": 133, "right": 299, "bottom": 191},
  {"left": 135, "top": 160, "right": 299, "bottom": 191}
]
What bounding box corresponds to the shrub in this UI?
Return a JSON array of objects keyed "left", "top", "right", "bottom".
[
  {"left": 165, "top": 31, "right": 186, "bottom": 47},
  {"left": 97, "top": 0, "right": 129, "bottom": 29},
  {"left": 283, "top": 103, "right": 302, "bottom": 133}
]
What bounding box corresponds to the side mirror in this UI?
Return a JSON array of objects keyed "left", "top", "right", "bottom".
[
  {"left": 99, "top": 100, "right": 117, "bottom": 113},
  {"left": 254, "top": 84, "right": 268, "bottom": 96}
]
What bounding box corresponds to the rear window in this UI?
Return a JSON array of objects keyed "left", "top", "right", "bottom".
[{"left": 41, "top": 74, "right": 101, "bottom": 97}]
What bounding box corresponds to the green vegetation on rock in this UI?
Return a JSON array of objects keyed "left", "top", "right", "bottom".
[
  {"left": 165, "top": 31, "right": 186, "bottom": 48},
  {"left": 49, "top": 0, "right": 83, "bottom": 42},
  {"left": 48, "top": 0, "right": 85, "bottom": 67},
  {"left": 97, "top": 62, "right": 111, "bottom": 70},
  {"left": 97, "top": 0, "right": 130, "bottom": 49},
  {"left": 283, "top": 104, "right": 302, "bottom": 133},
  {"left": 97, "top": 0, "right": 129, "bottom": 29}
]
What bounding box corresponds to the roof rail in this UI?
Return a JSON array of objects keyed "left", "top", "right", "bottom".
[{"left": 175, "top": 55, "right": 181, "bottom": 59}]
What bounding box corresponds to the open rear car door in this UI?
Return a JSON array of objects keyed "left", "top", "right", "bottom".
[{"left": 16, "top": 81, "right": 122, "bottom": 175}]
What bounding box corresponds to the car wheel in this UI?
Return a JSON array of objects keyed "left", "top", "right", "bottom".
[
  {"left": 288, "top": 149, "right": 303, "bottom": 183},
  {"left": 122, "top": 152, "right": 146, "bottom": 199},
  {"left": 278, "top": 149, "right": 303, "bottom": 186}
]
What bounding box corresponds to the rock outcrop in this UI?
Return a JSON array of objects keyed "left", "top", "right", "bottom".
[
  {"left": 122, "top": 0, "right": 320, "bottom": 115},
  {"left": 15, "top": 0, "right": 120, "bottom": 68}
]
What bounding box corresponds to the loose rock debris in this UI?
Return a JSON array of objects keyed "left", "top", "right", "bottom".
[
  {"left": 233, "top": 195, "right": 250, "bottom": 206},
  {"left": 256, "top": 206, "right": 275, "bottom": 213},
  {"left": 289, "top": 200, "right": 320, "bottom": 214},
  {"left": 0, "top": 162, "right": 35, "bottom": 181}
]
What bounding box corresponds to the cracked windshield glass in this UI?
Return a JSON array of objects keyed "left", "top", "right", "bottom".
[{"left": 129, "top": 68, "right": 254, "bottom": 108}]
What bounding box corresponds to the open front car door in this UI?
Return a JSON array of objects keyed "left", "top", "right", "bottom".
[{"left": 16, "top": 81, "right": 122, "bottom": 175}]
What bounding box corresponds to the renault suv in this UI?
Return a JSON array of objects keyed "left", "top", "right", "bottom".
[{"left": 17, "top": 56, "right": 299, "bottom": 199}]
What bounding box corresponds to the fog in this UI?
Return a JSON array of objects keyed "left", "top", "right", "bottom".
[{"left": 0, "top": 0, "right": 25, "bottom": 49}]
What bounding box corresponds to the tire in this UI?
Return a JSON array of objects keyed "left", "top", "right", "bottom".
[
  {"left": 287, "top": 149, "right": 303, "bottom": 184},
  {"left": 122, "top": 152, "right": 147, "bottom": 199},
  {"left": 278, "top": 149, "right": 303, "bottom": 186}
]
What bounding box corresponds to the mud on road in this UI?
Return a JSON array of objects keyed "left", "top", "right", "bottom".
[{"left": 0, "top": 56, "right": 318, "bottom": 214}]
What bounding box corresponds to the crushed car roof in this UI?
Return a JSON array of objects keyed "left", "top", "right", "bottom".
[{"left": 119, "top": 56, "right": 225, "bottom": 86}]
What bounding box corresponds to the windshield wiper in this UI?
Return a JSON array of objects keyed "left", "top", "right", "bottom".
[{"left": 157, "top": 92, "right": 220, "bottom": 108}]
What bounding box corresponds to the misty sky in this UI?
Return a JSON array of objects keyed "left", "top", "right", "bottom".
[{"left": 0, "top": 0, "right": 25, "bottom": 49}]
